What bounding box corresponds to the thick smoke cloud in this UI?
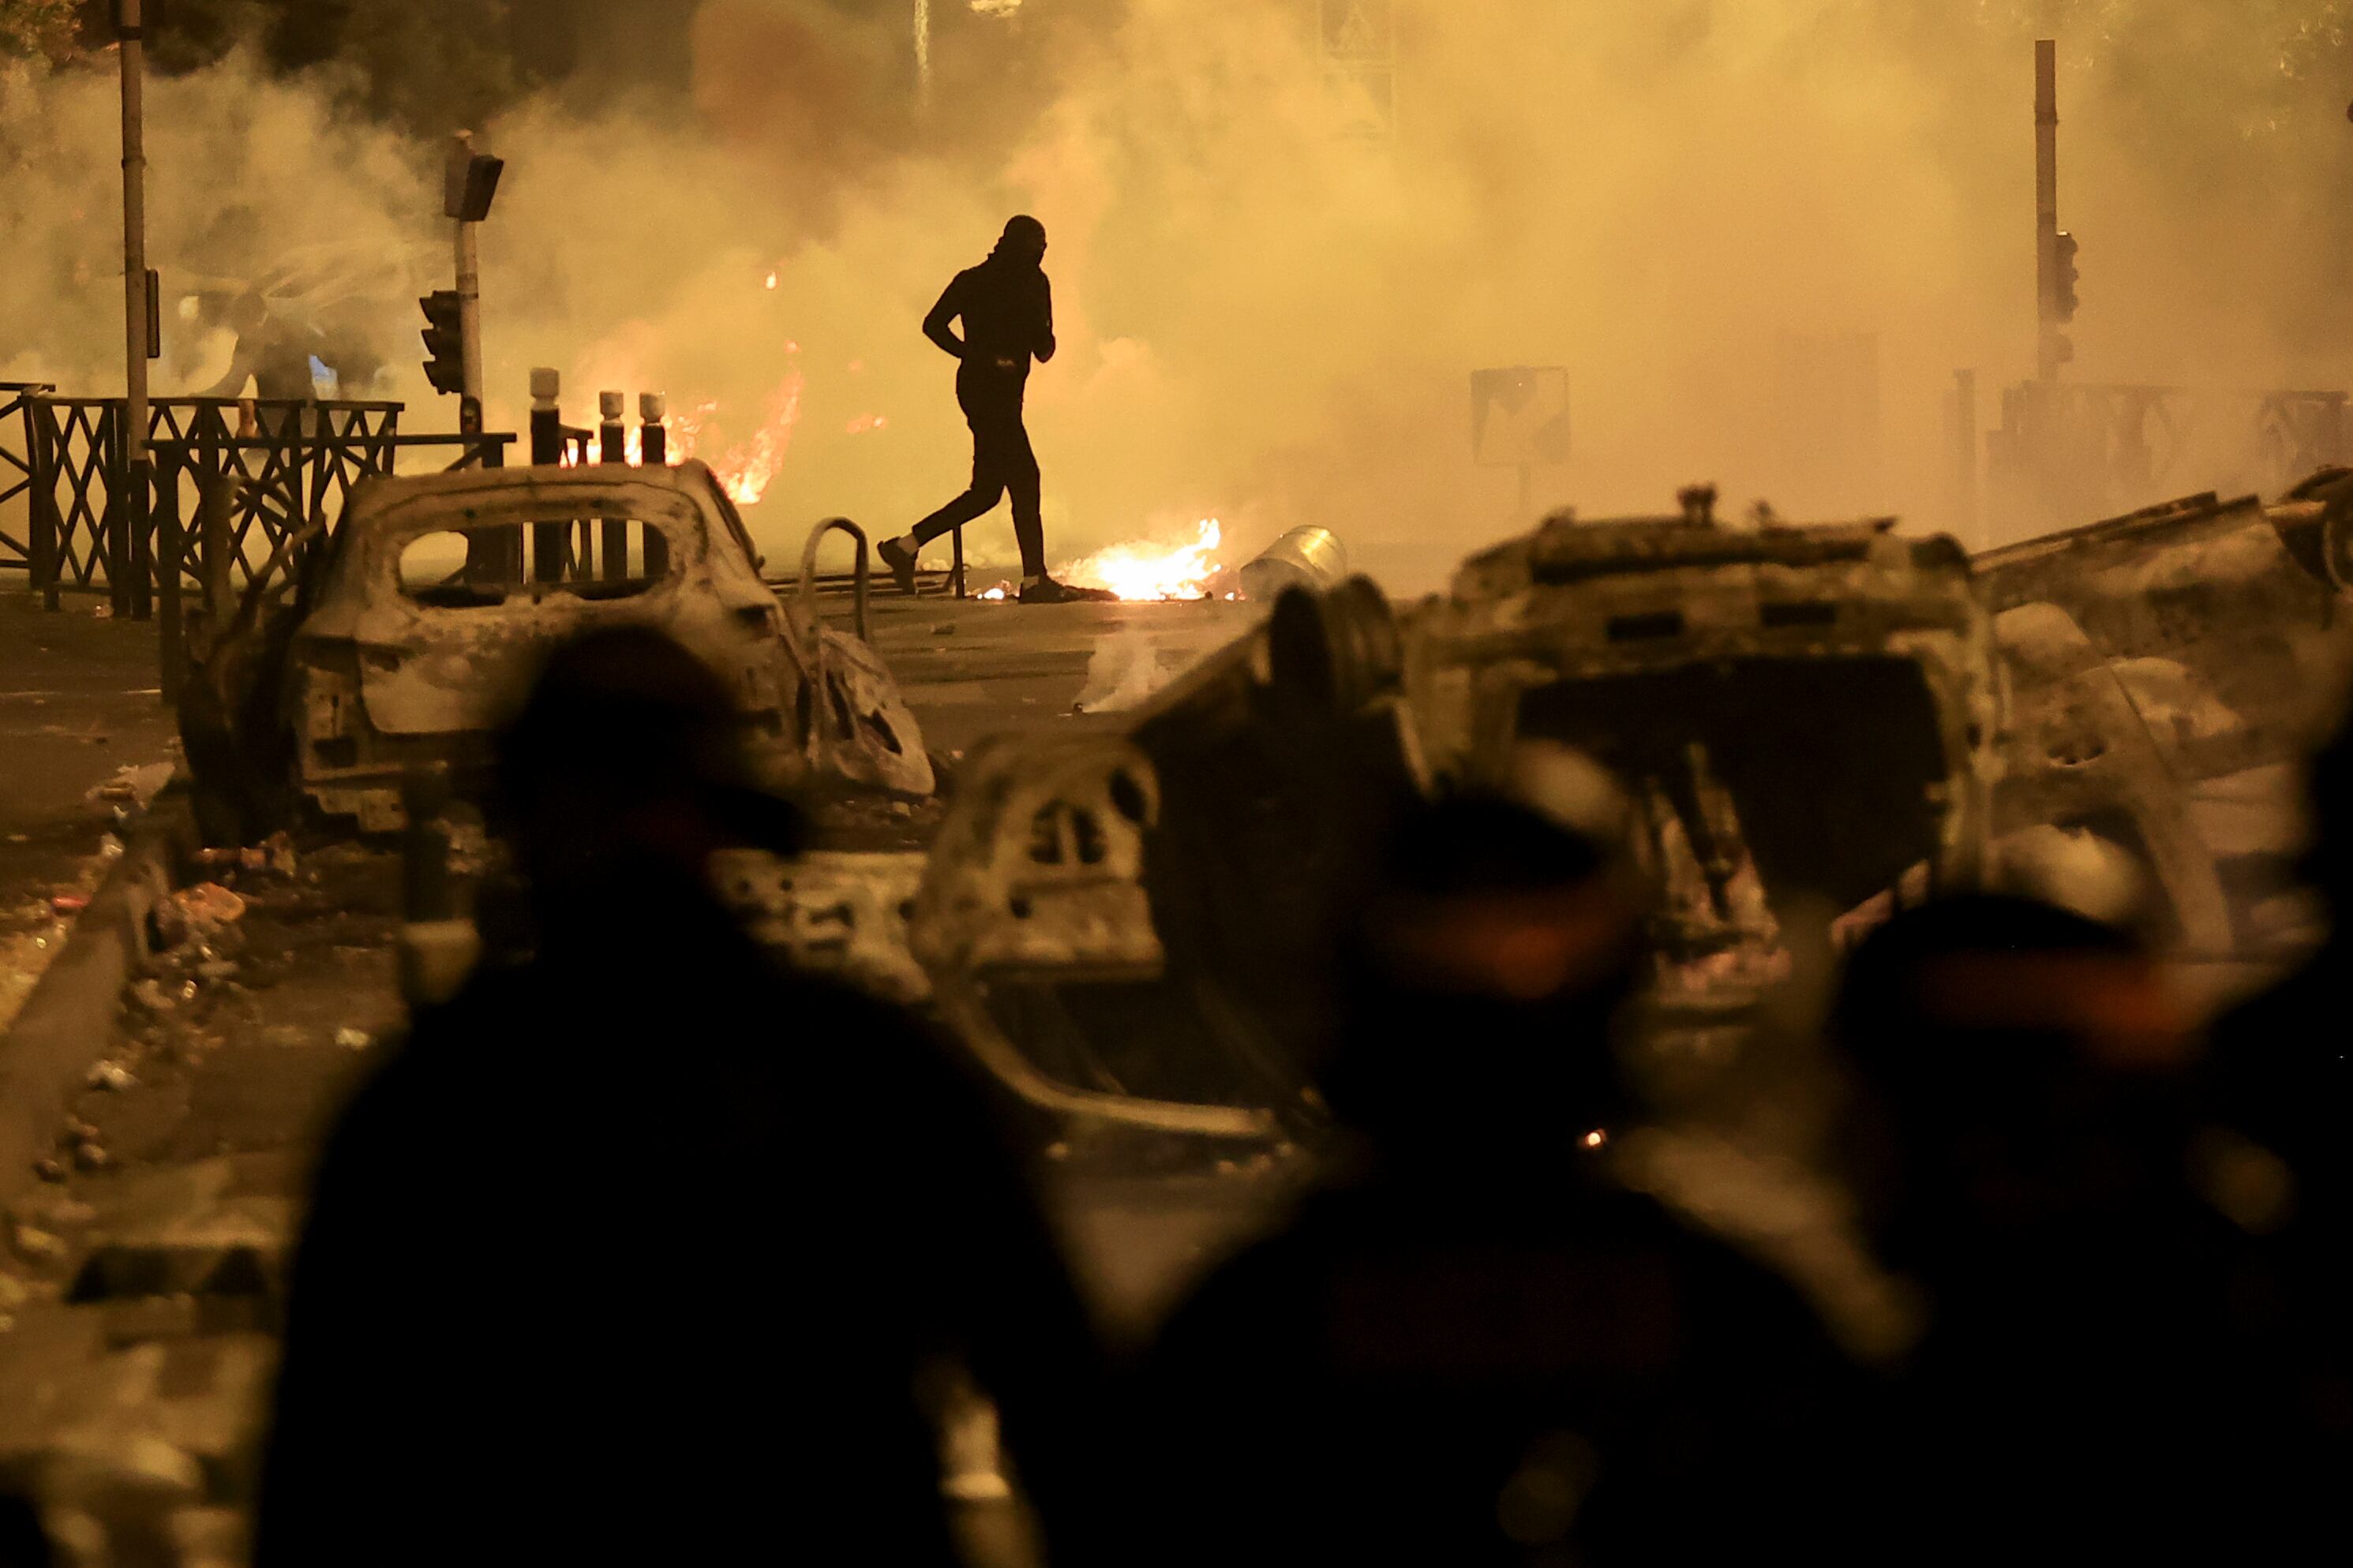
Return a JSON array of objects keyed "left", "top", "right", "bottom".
[{"left": 8, "top": 2, "right": 2353, "bottom": 586}]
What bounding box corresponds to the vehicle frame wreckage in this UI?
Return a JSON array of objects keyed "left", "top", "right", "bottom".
[
  {"left": 181, "top": 462, "right": 2353, "bottom": 1144},
  {"left": 876, "top": 481, "right": 2350, "bottom": 1141},
  {"left": 180, "top": 459, "right": 931, "bottom": 841}
]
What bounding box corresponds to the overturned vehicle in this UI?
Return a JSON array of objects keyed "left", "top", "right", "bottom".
[
  {"left": 892, "top": 481, "right": 2352, "bottom": 1144},
  {"left": 1976, "top": 477, "right": 2353, "bottom": 955},
  {"left": 180, "top": 460, "right": 931, "bottom": 841}
]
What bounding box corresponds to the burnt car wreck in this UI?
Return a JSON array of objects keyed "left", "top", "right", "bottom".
[
  {"left": 892, "top": 482, "right": 2350, "bottom": 1143},
  {"left": 178, "top": 460, "right": 931, "bottom": 841}
]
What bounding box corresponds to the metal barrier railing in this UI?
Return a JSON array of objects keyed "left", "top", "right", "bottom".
[
  {"left": 0, "top": 380, "right": 54, "bottom": 574},
  {"left": 1988, "top": 382, "right": 2352, "bottom": 536},
  {"left": 147, "top": 428, "right": 514, "bottom": 698},
  {"left": 6, "top": 397, "right": 406, "bottom": 613}
]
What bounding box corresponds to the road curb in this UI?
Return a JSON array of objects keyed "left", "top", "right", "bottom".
[{"left": 0, "top": 788, "right": 196, "bottom": 1214}]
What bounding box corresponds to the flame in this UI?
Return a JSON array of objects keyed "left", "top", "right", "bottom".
[
  {"left": 764, "top": 271, "right": 779, "bottom": 290},
  {"left": 1062, "top": 519, "right": 1225, "bottom": 601},
  {"left": 704, "top": 373, "right": 804, "bottom": 505}
]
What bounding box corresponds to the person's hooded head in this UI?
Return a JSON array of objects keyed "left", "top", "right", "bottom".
[
  {"left": 1322, "top": 791, "right": 1647, "bottom": 1168},
  {"left": 992, "top": 214, "right": 1047, "bottom": 269},
  {"left": 493, "top": 627, "right": 803, "bottom": 920},
  {"left": 1829, "top": 893, "right": 2189, "bottom": 1269}
]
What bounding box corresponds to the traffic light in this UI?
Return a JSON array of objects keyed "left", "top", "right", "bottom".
[
  {"left": 2053, "top": 230, "right": 2081, "bottom": 324},
  {"left": 420, "top": 290, "right": 463, "bottom": 396}
]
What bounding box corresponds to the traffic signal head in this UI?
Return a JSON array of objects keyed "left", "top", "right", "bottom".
[
  {"left": 2054, "top": 230, "right": 2081, "bottom": 324},
  {"left": 420, "top": 290, "right": 464, "bottom": 397}
]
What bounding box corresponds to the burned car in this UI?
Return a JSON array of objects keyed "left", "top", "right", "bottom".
[
  {"left": 181, "top": 460, "right": 930, "bottom": 840},
  {"left": 905, "top": 581, "right": 1418, "bottom": 1142},
  {"left": 1407, "top": 493, "right": 2001, "bottom": 1030},
  {"left": 1977, "top": 481, "right": 2353, "bottom": 954}
]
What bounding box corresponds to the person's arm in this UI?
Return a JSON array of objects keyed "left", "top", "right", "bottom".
[
  {"left": 1035, "top": 275, "right": 1056, "bottom": 365},
  {"left": 200, "top": 337, "right": 257, "bottom": 399},
  {"left": 923, "top": 275, "right": 968, "bottom": 361}
]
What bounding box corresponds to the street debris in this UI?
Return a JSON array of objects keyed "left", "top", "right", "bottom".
[
  {"left": 159, "top": 883, "right": 248, "bottom": 946},
  {"left": 86, "top": 1061, "right": 137, "bottom": 1093},
  {"left": 193, "top": 832, "right": 298, "bottom": 881},
  {"left": 10, "top": 1223, "right": 65, "bottom": 1263},
  {"left": 129, "top": 978, "right": 177, "bottom": 1014},
  {"left": 84, "top": 762, "right": 174, "bottom": 809}
]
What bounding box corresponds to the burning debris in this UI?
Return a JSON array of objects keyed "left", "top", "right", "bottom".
[{"left": 1060, "top": 518, "right": 1228, "bottom": 601}]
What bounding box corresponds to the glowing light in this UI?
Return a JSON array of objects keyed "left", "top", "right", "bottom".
[
  {"left": 979, "top": 585, "right": 1009, "bottom": 601},
  {"left": 1061, "top": 519, "right": 1225, "bottom": 601},
  {"left": 845, "top": 413, "right": 890, "bottom": 436},
  {"left": 1583, "top": 1128, "right": 1609, "bottom": 1150},
  {"left": 765, "top": 272, "right": 779, "bottom": 290}
]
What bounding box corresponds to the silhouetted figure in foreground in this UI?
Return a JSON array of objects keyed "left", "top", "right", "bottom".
[
  {"left": 1117, "top": 795, "right": 1866, "bottom": 1566},
  {"left": 2205, "top": 713, "right": 2353, "bottom": 1219},
  {"left": 2198, "top": 712, "right": 2353, "bottom": 1497},
  {"left": 1831, "top": 896, "right": 2323, "bottom": 1558},
  {"left": 256, "top": 627, "right": 1104, "bottom": 1568},
  {"left": 880, "top": 216, "right": 1111, "bottom": 604},
  {"left": 0, "top": 1495, "right": 51, "bottom": 1568}
]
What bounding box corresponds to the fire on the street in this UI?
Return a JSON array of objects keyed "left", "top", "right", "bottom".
[
  {"left": 560, "top": 376, "right": 804, "bottom": 507},
  {"left": 1062, "top": 518, "right": 1227, "bottom": 601}
]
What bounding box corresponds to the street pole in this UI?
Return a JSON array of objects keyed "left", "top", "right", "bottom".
[
  {"left": 2035, "top": 39, "right": 2061, "bottom": 383},
  {"left": 915, "top": 0, "right": 932, "bottom": 112},
  {"left": 119, "top": 0, "right": 152, "bottom": 622},
  {"left": 451, "top": 132, "right": 487, "bottom": 435}
]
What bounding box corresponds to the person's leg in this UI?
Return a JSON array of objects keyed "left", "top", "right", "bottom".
[
  {"left": 882, "top": 399, "right": 1007, "bottom": 592},
  {"left": 911, "top": 406, "right": 1010, "bottom": 548},
  {"left": 1006, "top": 417, "right": 1047, "bottom": 581}
]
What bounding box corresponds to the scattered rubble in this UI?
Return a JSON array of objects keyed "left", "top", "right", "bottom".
[
  {"left": 86, "top": 1061, "right": 136, "bottom": 1094},
  {"left": 83, "top": 762, "right": 174, "bottom": 809},
  {"left": 157, "top": 883, "right": 247, "bottom": 948},
  {"left": 10, "top": 1223, "right": 65, "bottom": 1263}
]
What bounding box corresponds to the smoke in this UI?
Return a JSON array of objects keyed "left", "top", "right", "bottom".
[{"left": 9, "top": 2, "right": 2353, "bottom": 587}]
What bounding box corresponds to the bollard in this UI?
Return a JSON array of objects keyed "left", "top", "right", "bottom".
[
  {"left": 640, "top": 393, "right": 670, "bottom": 578},
  {"left": 599, "top": 390, "right": 628, "bottom": 582},
  {"left": 530, "top": 368, "right": 565, "bottom": 582}
]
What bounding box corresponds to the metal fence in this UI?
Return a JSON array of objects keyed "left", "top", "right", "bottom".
[
  {"left": 1988, "top": 381, "right": 2352, "bottom": 541},
  {"left": 5, "top": 396, "right": 407, "bottom": 613},
  {"left": 0, "top": 381, "right": 52, "bottom": 575}
]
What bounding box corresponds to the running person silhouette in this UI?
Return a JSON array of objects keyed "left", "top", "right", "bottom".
[{"left": 879, "top": 217, "right": 1111, "bottom": 604}]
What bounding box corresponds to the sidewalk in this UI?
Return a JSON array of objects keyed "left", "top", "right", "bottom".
[{"left": 0, "top": 590, "right": 178, "bottom": 1031}]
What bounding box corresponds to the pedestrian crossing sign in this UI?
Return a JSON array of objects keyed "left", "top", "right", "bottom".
[{"left": 1472, "top": 367, "right": 1572, "bottom": 468}]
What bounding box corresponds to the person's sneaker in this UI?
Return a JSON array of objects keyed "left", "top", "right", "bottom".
[
  {"left": 877, "top": 536, "right": 919, "bottom": 596},
  {"left": 1019, "top": 576, "right": 1118, "bottom": 604}
]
